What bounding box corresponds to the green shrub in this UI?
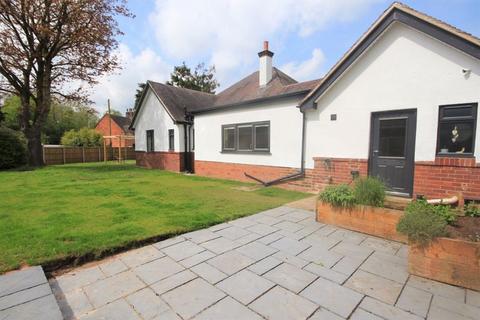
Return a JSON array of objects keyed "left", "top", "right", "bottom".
[
  {"left": 0, "top": 126, "right": 27, "bottom": 169},
  {"left": 397, "top": 200, "right": 448, "bottom": 246},
  {"left": 432, "top": 204, "right": 456, "bottom": 224},
  {"left": 61, "top": 128, "right": 103, "bottom": 147},
  {"left": 465, "top": 203, "right": 480, "bottom": 217},
  {"left": 319, "top": 184, "right": 356, "bottom": 208},
  {"left": 353, "top": 176, "right": 386, "bottom": 207}
]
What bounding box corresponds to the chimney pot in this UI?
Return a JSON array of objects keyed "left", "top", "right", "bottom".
[
  {"left": 258, "top": 41, "right": 273, "bottom": 86},
  {"left": 263, "top": 41, "right": 269, "bottom": 51}
]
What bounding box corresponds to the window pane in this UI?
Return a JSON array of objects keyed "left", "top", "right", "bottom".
[
  {"left": 442, "top": 106, "right": 473, "bottom": 119},
  {"left": 238, "top": 126, "right": 253, "bottom": 150},
  {"left": 255, "top": 125, "right": 269, "bottom": 150},
  {"left": 379, "top": 119, "right": 406, "bottom": 157},
  {"left": 223, "top": 127, "right": 235, "bottom": 149},
  {"left": 438, "top": 121, "right": 474, "bottom": 154},
  {"left": 168, "top": 129, "right": 174, "bottom": 150}
]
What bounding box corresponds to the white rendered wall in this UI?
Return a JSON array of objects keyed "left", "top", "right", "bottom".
[
  {"left": 259, "top": 55, "right": 273, "bottom": 86},
  {"left": 132, "top": 89, "right": 184, "bottom": 152},
  {"left": 304, "top": 22, "right": 480, "bottom": 169},
  {"left": 195, "top": 97, "right": 303, "bottom": 168}
]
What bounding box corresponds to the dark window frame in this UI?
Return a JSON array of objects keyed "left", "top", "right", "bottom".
[
  {"left": 146, "top": 130, "right": 154, "bottom": 152},
  {"left": 168, "top": 129, "right": 174, "bottom": 151},
  {"left": 221, "top": 121, "right": 270, "bottom": 153},
  {"left": 436, "top": 103, "right": 477, "bottom": 158}
]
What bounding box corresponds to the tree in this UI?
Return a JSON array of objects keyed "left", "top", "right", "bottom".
[
  {"left": 61, "top": 128, "right": 102, "bottom": 147},
  {"left": 105, "top": 109, "right": 122, "bottom": 116},
  {"left": 0, "top": 1, "right": 132, "bottom": 166},
  {"left": 1, "top": 95, "right": 99, "bottom": 144},
  {"left": 134, "top": 82, "right": 146, "bottom": 109},
  {"left": 167, "top": 62, "right": 219, "bottom": 94}
]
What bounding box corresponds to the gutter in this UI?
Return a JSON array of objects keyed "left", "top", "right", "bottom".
[{"left": 244, "top": 109, "right": 306, "bottom": 186}]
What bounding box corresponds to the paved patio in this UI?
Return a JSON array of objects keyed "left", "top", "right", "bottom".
[{"left": 51, "top": 206, "right": 480, "bottom": 320}]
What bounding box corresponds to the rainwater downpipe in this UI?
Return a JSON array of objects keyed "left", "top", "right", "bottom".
[{"left": 244, "top": 109, "right": 306, "bottom": 186}]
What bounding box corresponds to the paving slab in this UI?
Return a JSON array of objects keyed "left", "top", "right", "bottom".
[
  {"left": 179, "top": 250, "right": 216, "bottom": 268},
  {"left": 427, "top": 306, "right": 473, "bottom": 320},
  {"left": 215, "top": 226, "right": 251, "bottom": 240},
  {"left": 0, "top": 266, "right": 47, "bottom": 298},
  {"left": 234, "top": 232, "right": 264, "bottom": 245},
  {"left": 260, "top": 206, "right": 295, "bottom": 217},
  {"left": 228, "top": 217, "right": 257, "bottom": 229},
  {"left": 350, "top": 308, "right": 383, "bottom": 320},
  {"left": 83, "top": 271, "right": 145, "bottom": 308},
  {"left": 56, "top": 289, "right": 93, "bottom": 320},
  {"left": 248, "top": 256, "right": 282, "bottom": 275},
  {"left": 250, "top": 286, "right": 318, "bottom": 320},
  {"left": 406, "top": 275, "right": 466, "bottom": 302},
  {"left": 257, "top": 231, "right": 284, "bottom": 245},
  {"left": 345, "top": 270, "right": 403, "bottom": 305},
  {"left": 200, "top": 237, "right": 242, "bottom": 254},
  {"left": 310, "top": 307, "right": 346, "bottom": 320},
  {"left": 80, "top": 298, "right": 140, "bottom": 320},
  {"left": 281, "top": 210, "right": 312, "bottom": 222},
  {"left": 0, "top": 282, "right": 51, "bottom": 311},
  {"left": 263, "top": 263, "right": 317, "bottom": 293},
  {"left": 396, "top": 285, "right": 432, "bottom": 318},
  {"left": 272, "top": 251, "right": 309, "bottom": 268},
  {"left": 298, "top": 245, "right": 343, "bottom": 268},
  {"left": 150, "top": 270, "right": 197, "bottom": 295},
  {"left": 0, "top": 293, "right": 63, "bottom": 320},
  {"left": 270, "top": 237, "right": 310, "bottom": 256},
  {"left": 331, "top": 241, "right": 373, "bottom": 261},
  {"left": 332, "top": 256, "right": 365, "bottom": 277},
  {"left": 250, "top": 214, "right": 283, "bottom": 226},
  {"left": 216, "top": 270, "right": 274, "bottom": 304},
  {"left": 301, "top": 233, "right": 340, "bottom": 249},
  {"left": 329, "top": 229, "right": 367, "bottom": 245},
  {"left": 207, "top": 250, "right": 254, "bottom": 275},
  {"left": 184, "top": 229, "right": 220, "bottom": 244},
  {"left": 431, "top": 294, "right": 480, "bottom": 319},
  {"left": 466, "top": 289, "right": 480, "bottom": 308},
  {"left": 360, "top": 237, "right": 402, "bottom": 255},
  {"left": 273, "top": 220, "right": 304, "bottom": 233},
  {"left": 161, "top": 240, "right": 205, "bottom": 261},
  {"left": 161, "top": 278, "right": 225, "bottom": 319},
  {"left": 359, "top": 252, "right": 409, "bottom": 284},
  {"left": 194, "top": 297, "right": 263, "bottom": 320},
  {"left": 360, "top": 297, "right": 423, "bottom": 320},
  {"left": 134, "top": 256, "right": 184, "bottom": 285},
  {"left": 54, "top": 266, "right": 105, "bottom": 294},
  {"left": 191, "top": 262, "right": 228, "bottom": 284},
  {"left": 304, "top": 262, "right": 349, "bottom": 284},
  {"left": 120, "top": 245, "right": 165, "bottom": 268},
  {"left": 301, "top": 277, "right": 364, "bottom": 318},
  {"left": 246, "top": 223, "right": 279, "bottom": 236},
  {"left": 98, "top": 258, "right": 129, "bottom": 277},
  {"left": 153, "top": 236, "right": 185, "bottom": 250},
  {"left": 126, "top": 287, "right": 170, "bottom": 319},
  {"left": 235, "top": 241, "right": 277, "bottom": 261}
]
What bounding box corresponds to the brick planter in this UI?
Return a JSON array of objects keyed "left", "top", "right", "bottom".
[
  {"left": 316, "top": 201, "right": 407, "bottom": 243},
  {"left": 408, "top": 238, "right": 480, "bottom": 291}
]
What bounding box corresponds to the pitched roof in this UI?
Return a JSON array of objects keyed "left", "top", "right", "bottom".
[
  {"left": 110, "top": 115, "right": 133, "bottom": 134},
  {"left": 300, "top": 2, "right": 480, "bottom": 110},
  {"left": 131, "top": 69, "right": 320, "bottom": 126}
]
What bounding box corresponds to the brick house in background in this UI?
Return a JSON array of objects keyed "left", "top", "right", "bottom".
[{"left": 95, "top": 109, "right": 135, "bottom": 147}]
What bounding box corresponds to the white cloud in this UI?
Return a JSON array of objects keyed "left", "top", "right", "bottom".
[
  {"left": 281, "top": 48, "right": 325, "bottom": 81},
  {"left": 88, "top": 44, "right": 171, "bottom": 113},
  {"left": 149, "top": 0, "right": 382, "bottom": 86}
]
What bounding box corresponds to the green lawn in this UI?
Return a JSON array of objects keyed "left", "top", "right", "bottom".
[{"left": 0, "top": 162, "right": 308, "bottom": 273}]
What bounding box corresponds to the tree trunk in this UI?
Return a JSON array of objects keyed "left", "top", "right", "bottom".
[{"left": 26, "top": 129, "right": 44, "bottom": 167}]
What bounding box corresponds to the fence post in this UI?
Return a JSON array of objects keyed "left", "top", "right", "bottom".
[
  {"left": 42, "top": 145, "right": 46, "bottom": 165},
  {"left": 82, "top": 147, "right": 85, "bottom": 162},
  {"left": 62, "top": 147, "right": 66, "bottom": 164},
  {"left": 98, "top": 147, "right": 101, "bottom": 162}
]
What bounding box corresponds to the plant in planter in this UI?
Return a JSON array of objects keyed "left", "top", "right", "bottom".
[
  {"left": 318, "top": 184, "right": 356, "bottom": 208},
  {"left": 398, "top": 200, "right": 480, "bottom": 291},
  {"left": 353, "top": 177, "right": 386, "bottom": 207},
  {"left": 464, "top": 203, "right": 480, "bottom": 217},
  {"left": 317, "top": 178, "right": 406, "bottom": 242},
  {"left": 396, "top": 200, "right": 449, "bottom": 246}
]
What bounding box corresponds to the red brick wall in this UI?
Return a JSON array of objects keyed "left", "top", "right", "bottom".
[
  {"left": 136, "top": 151, "right": 184, "bottom": 172},
  {"left": 194, "top": 157, "right": 480, "bottom": 199},
  {"left": 95, "top": 115, "right": 134, "bottom": 147},
  {"left": 414, "top": 157, "right": 480, "bottom": 199}
]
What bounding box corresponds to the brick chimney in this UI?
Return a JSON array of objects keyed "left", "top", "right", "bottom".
[
  {"left": 258, "top": 41, "right": 274, "bottom": 87},
  {"left": 125, "top": 108, "right": 134, "bottom": 119}
]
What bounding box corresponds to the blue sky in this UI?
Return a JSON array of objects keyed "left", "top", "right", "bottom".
[{"left": 91, "top": 0, "right": 480, "bottom": 113}]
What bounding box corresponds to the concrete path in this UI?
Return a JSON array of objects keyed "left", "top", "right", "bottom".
[
  {"left": 0, "top": 266, "right": 63, "bottom": 320},
  {"left": 51, "top": 206, "right": 480, "bottom": 320}
]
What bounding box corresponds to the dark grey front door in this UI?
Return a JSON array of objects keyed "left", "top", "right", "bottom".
[{"left": 369, "top": 109, "right": 416, "bottom": 197}]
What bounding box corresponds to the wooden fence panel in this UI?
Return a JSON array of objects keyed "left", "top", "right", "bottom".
[{"left": 42, "top": 146, "right": 135, "bottom": 165}]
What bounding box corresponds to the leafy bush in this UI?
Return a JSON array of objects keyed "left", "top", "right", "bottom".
[
  {"left": 353, "top": 177, "right": 386, "bottom": 207},
  {"left": 319, "top": 184, "right": 356, "bottom": 208},
  {"left": 61, "top": 128, "right": 102, "bottom": 147},
  {"left": 0, "top": 126, "right": 27, "bottom": 169},
  {"left": 432, "top": 204, "right": 456, "bottom": 224},
  {"left": 397, "top": 200, "right": 448, "bottom": 246},
  {"left": 465, "top": 203, "right": 480, "bottom": 217}
]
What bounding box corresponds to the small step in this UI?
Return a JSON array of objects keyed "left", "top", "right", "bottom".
[
  {"left": 385, "top": 195, "right": 412, "bottom": 211},
  {"left": 0, "top": 266, "right": 62, "bottom": 320}
]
